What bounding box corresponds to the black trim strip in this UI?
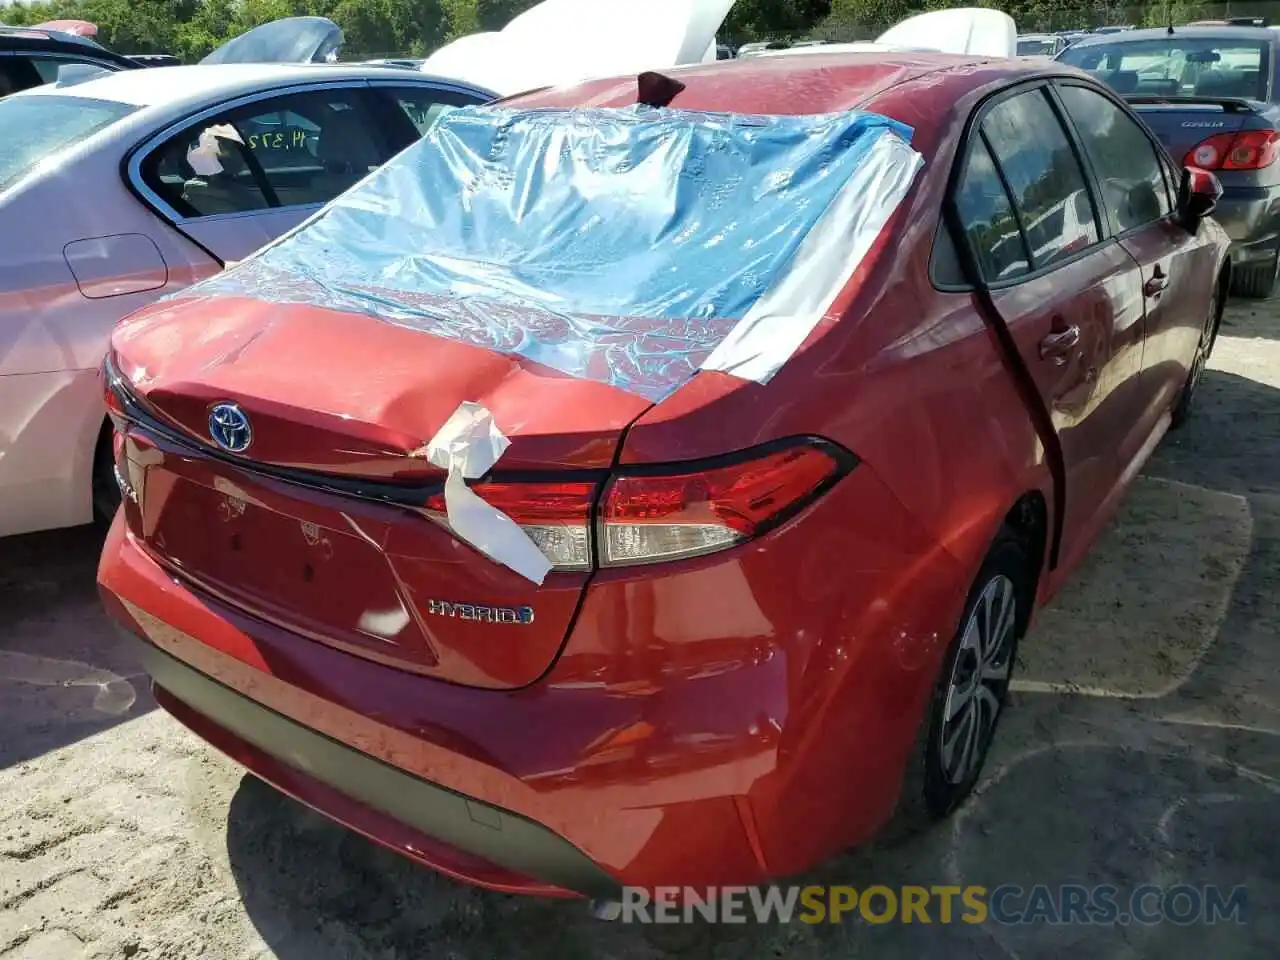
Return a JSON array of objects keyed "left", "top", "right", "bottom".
[{"left": 124, "top": 629, "right": 620, "bottom": 899}]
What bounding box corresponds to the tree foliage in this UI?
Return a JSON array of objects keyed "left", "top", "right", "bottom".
[{"left": 0, "top": 0, "right": 1247, "bottom": 60}]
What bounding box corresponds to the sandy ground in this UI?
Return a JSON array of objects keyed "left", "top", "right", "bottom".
[{"left": 1, "top": 300, "right": 1278, "bottom": 959}]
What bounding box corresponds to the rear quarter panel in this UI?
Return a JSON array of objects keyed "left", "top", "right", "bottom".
[
  {"left": 622, "top": 68, "right": 1054, "bottom": 594},
  {"left": 608, "top": 68, "right": 1056, "bottom": 853}
]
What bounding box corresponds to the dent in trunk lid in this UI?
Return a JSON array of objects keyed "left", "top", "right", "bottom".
[{"left": 113, "top": 297, "right": 651, "bottom": 690}]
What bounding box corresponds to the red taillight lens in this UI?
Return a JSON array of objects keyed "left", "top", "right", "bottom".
[
  {"left": 422, "top": 441, "right": 851, "bottom": 572},
  {"left": 424, "top": 480, "right": 597, "bottom": 571},
  {"left": 1185, "top": 130, "right": 1280, "bottom": 171},
  {"left": 599, "top": 442, "right": 848, "bottom": 567}
]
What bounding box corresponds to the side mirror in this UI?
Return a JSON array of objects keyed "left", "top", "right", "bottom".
[{"left": 1177, "top": 166, "right": 1223, "bottom": 233}]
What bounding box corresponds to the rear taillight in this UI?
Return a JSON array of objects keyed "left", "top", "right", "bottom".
[
  {"left": 599, "top": 442, "right": 849, "bottom": 567},
  {"left": 423, "top": 440, "right": 851, "bottom": 572},
  {"left": 424, "top": 481, "right": 597, "bottom": 572},
  {"left": 1185, "top": 130, "right": 1280, "bottom": 171}
]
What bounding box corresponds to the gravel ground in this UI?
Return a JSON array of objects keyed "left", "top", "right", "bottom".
[{"left": 1, "top": 299, "right": 1278, "bottom": 959}]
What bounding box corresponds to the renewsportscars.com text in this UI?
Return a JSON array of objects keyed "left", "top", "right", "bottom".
[{"left": 619, "top": 884, "right": 1247, "bottom": 925}]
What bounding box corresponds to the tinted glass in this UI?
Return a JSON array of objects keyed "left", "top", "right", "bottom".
[
  {"left": 1059, "top": 37, "right": 1268, "bottom": 99},
  {"left": 954, "top": 138, "right": 1029, "bottom": 281},
  {"left": 30, "top": 56, "right": 116, "bottom": 85},
  {"left": 0, "top": 94, "right": 136, "bottom": 191},
  {"left": 389, "top": 89, "right": 483, "bottom": 137},
  {"left": 982, "top": 89, "right": 1099, "bottom": 268},
  {"left": 1017, "top": 37, "right": 1059, "bottom": 57},
  {"left": 1058, "top": 84, "right": 1172, "bottom": 233},
  {"left": 143, "top": 88, "right": 386, "bottom": 217}
]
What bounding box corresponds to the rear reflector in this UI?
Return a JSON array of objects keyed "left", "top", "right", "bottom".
[
  {"left": 1185, "top": 130, "right": 1280, "bottom": 171},
  {"left": 599, "top": 443, "right": 848, "bottom": 567}
]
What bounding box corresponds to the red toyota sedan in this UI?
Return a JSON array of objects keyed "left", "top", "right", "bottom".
[{"left": 98, "top": 52, "right": 1230, "bottom": 900}]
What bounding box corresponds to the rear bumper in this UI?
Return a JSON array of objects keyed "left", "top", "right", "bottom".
[
  {"left": 1212, "top": 183, "right": 1280, "bottom": 258},
  {"left": 126, "top": 629, "right": 619, "bottom": 898},
  {"left": 98, "top": 446, "right": 965, "bottom": 894}
]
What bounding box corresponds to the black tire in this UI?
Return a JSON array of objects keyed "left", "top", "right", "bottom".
[
  {"left": 890, "top": 532, "right": 1030, "bottom": 835},
  {"left": 91, "top": 425, "right": 121, "bottom": 527},
  {"left": 1230, "top": 251, "right": 1278, "bottom": 299},
  {"left": 1170, "top": 278, "right": 1221, "bottom": 429}
]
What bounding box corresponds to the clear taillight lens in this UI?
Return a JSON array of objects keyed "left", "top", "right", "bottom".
[
  {"left": 423, "top": 481, "right": 597, "bottom": 571},
  {"left": 598, "top": 442, "right": 849, "bottom": 567}
]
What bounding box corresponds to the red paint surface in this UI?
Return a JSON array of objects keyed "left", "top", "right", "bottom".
[{"left": 99, "top": 53, "right": 1230, "bottom": 893}]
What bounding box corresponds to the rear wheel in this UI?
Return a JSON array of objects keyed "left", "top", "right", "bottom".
[
  {"left": 1170, "top": 280, "right": 1220, "bottom": 429},
  {"left": 1231, "top": 250, "right": 1278, "bottom": 299},
  {"left": 892, "top": 534, "right": 1029, "bottom": 831}
]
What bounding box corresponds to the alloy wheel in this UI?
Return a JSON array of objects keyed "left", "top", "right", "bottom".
[
  {"left": 1187, "top": 289, "right": 1217, "bottom": 400},
  {"left": 939, "top": 574, "right": 1016, "bottom": 785}
]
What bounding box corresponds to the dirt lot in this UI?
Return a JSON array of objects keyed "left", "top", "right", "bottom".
[{"left": 1, "top": 300, "right": 1278, "bottom": 959}]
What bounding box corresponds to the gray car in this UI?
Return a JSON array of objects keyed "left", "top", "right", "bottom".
[{"left": 1059, "top": 25, "right": 1280, "bottom": 296}]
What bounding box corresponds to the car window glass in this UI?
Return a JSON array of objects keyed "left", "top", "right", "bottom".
[
  {"left": 0, "top": 94, "right": 137, "bottom": 191},
  {"left": 389, "top": 89, "right": 485, "bottom": 137},
  {"left": 142, "top": 88, "right": 386, "bottom": 218},
  {"left": 1057, "top": 84, "right": 1172, "bottom": 232},
  {"left": 29, "top": 56, "right": 113, "bottom": 85},
  {"left": 981, "top": 89, "right": 1099, "bottom": 269},
  {"left": 0, "top": 57, "right": 46, "bottom": 96},
  {"left": 1059, "top": 37, "right": 1268, "bottom": 99},
  {"left": 953, "top": 137, "right": 1029, "bottom": 281}
]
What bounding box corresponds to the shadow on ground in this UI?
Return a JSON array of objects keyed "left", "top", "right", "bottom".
[
  {"left": 223, "top": 366, "right": 1280, "bottom": 959},
  {"left": 0, "top": 523, "right": 155, "bottom": 767}
]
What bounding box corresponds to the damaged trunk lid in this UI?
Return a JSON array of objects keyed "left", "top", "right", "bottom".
[{"left": 112, "top": 297, "right": 648, "bottom": 690}]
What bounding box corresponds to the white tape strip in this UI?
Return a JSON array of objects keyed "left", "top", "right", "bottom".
[
  {"left": 700, "top": 130, "right": 924, "bottom": 383},
  {"left": 425, "top": 402, "right": 554, "bottom": 584}
]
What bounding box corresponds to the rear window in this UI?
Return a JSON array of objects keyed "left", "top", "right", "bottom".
[
  {"left": 1017, "top": 38, "right": 1059, "bottom": 57},
  {"left": 1059, "top": 37, "right": 1270, "bottom": 100},
  {"left": 0, "top": 95, "right": 136, "bottom": 192}
]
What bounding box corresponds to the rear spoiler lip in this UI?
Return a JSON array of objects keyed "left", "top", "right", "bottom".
[{"left": 1124, "top": 95, "right": 1264, "bottom": 113}]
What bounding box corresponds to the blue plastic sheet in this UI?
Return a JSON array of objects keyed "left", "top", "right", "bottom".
[{"left": 186, "top": 104, "right": 917, "bottom": 401}]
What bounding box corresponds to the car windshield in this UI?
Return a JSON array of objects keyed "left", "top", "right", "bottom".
[
  {"left": 1059, "top": 37, "right": 1270, "bottom": 99},
  {"left": 1018, "top": 38, "right": 1058, "bottom": 56},
  {"left": 0, "top": 95, "right": 136, "bottom": 192}
]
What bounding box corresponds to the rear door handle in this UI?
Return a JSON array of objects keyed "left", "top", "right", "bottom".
[
  {"left": 1144, "top": 265, "right": 1169, "bottom": 297},
  {"left": 1039, "top": 324, "right": 1081, "bottom": 365}
]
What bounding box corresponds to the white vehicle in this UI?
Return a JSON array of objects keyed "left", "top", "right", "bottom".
[{"left": 0, "top": 63, "right": 495, "bottom": 538}]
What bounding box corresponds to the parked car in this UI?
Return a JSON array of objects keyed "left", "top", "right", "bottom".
[
  {"left": 99, "top": 31, "right": 1230, "bottom": 900},
  {"left": 0, "top": 63, "right": 494, "bottom": 539},
  {"left": 1017, "top": 33, "right": 1066, "bottom": 57},
  {"left": 0, "top": 25, "right": 139, "bottom": 96},
  {"left": 125, "top": 54, "right": 184, "bottom": 67},
  {"left": 1058, "top": 25, "right": 1280, "bottom": 296}
]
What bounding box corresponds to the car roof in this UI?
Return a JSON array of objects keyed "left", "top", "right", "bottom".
[
  {"left": 512, "top": 51, "right": 1048, "bottom": 117},
  {"left": 12, "top": 62, "right": 493, "bottom": 108},
  {"left": 1067, "top": 25, "right": 1278, "bottom": 47}
]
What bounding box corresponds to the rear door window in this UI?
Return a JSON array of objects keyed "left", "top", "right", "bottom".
[
  {"left": 952, "top": 138, "right": 1030, "bottom": 282},
  {"left": 1056, "top": 83, "right": 1173, "bottom": 234},
  {"left": 141, "top": 88, "right": 392, "bottom": 218},
  {"left": 980, "top": 88, "right": 1101, "bottom": 269}
]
